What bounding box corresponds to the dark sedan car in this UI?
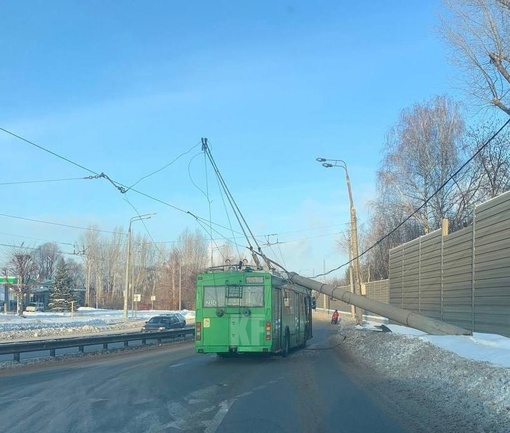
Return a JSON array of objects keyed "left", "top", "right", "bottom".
[{"left": 141, "top": 314, "right": 186, "bottom": 332}]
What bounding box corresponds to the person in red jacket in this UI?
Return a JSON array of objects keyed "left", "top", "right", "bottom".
[{"left": 331, "top": 309, "right": 339, "bottom": 325}]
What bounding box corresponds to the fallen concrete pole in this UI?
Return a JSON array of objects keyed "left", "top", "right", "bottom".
[{"left": 289, "top": 272, "right": 472, "bottom": 336}]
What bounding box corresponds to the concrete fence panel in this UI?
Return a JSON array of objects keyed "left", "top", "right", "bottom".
[{"left": 388, "top": 191, "right": 510, "bottom": 337}]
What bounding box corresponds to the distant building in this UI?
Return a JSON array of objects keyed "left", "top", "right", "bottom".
[{"left": 0, "top": 277, "right": 84, "bottom": 312}]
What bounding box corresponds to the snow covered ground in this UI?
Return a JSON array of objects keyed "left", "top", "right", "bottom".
[
  {"left": 0, "top": 308, "right": 509, "bottom": 431},
  {"left": 0, "top": 307, "right": 195, "bottom": 341},
  {"left": 337, "top": 318, "right": 510, "bottom": 433}
]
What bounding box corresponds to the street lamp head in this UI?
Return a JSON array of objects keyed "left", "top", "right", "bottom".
[
  {"left": 130, "top": 212, "right": 156, "bottom": 223},
  {"left": 322, "top": 163, "right": 333, "bottom": 168},
  {"left": 316, "top": 157, "right": 327, "bottom": 162}
]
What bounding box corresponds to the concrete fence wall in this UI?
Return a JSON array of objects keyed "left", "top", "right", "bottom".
[{"left": 389, "top": 191, "right": 510, "bottom": 337}]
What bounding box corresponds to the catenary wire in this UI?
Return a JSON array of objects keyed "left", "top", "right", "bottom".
[
  {"left": 0, "top": 176, "right": 97, "bottom": 186},
  {"left": 0, "top": 126, "right": 249, "bottom": 239},
  {"left": 126, "top": 141, "right": 202, "bottom": 191},
  {"left": 0, "top": 127, "right": 97, "bottom": 174},
  {"left": 1, "top": 127, "right": 348, "bottom": 260},
  {"left": 0, "top": 213, "right": 120, "bottom": 234}
]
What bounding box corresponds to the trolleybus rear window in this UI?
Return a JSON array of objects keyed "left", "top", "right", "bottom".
[{"left": 203, "top": 285, "right": 264, "bottom": 307}]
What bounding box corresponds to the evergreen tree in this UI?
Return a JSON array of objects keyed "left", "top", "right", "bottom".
[{"left": 49, "top": 258, "right": 74, "bottom": 311}]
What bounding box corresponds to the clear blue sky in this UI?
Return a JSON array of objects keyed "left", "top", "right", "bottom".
[{"left": 0, "top": 0, "right": 458, "bottom": 277}]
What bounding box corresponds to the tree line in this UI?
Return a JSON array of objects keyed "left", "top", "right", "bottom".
[
  {"left": 1, "top": 228, "right": 213, "bottom": 315},
  {"left": 359, "top": 0, "right": 510, "bottom": 281}
]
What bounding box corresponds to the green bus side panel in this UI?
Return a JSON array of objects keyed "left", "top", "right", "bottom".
[{"left": 272, "top": 288, "right": 282, "bottom": 352}]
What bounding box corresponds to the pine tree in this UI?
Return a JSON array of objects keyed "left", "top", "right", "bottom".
[{"left": 49, "top": 258, "right": 73, "bottom": 311}]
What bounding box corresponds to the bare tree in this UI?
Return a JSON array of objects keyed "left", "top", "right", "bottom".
[
  {"left": 66, "top": 258, "right": 85, "bottom": 292},
  {"left": 1, "top": 267, "right": 13, "bottom": 312},
  {"left": 7, "top": 246, "right": 38, "bottom": 315},
  {"left": 96, "top": 227, "right": 124, "bottom": 308},
  {"left": 131, "top": 234, "right": 159, "bottom": 308},
  {"left": 462, "top": 120, "right": 510, "bottom": 201},
  {"left": 213, "top": 242, "right": 235, "bottom": 266},
  {"left": 364, "top": 96, "right": 466, "bottom": 279},
  {"left": 441, "top": 0, "right": 510, "bottom": 114},
  {"left": 364, "top": 199, "right": 424, "bottom": 280},
  {"left": 79, "top": 226, "right": 101, "bottom": 307},
  {"left": 379, "top": 95, "right": 466, "bottom": 233},
  {"left": 155, "top": 229, "right": 208, "bottom": 310},
  {"left": 178, "top": 229, "right": 208, "bottom": 309},
  {"left": 31, "top": 242, "right": 62, "bottom": 281}
]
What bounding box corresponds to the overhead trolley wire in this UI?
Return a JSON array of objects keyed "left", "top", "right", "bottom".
[
  {"left": 0, "top": 127, "right": 248, "bottom": 241},
  {"left": 0, "top": 213, "right": 120, "bottom": 234},
  {"left": 125, "top": 141, "right": 202, "bottom": 192},
  {"left": 0, "top": 176, "right": 99, "bottom": 186},
  {"left": 0, "top": 127, "right": 97, "bottom": 174},
  {"left": 0, "top": 126, "right": 355, "bottom": 272}
]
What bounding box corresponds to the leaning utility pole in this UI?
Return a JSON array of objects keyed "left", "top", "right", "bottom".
[{"left": 289, "top": 272, "right": 471, "bottom": 336}]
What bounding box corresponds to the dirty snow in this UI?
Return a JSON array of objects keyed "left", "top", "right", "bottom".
[
  {"left": 1, "top": 308, "right": 509, "bottom": 432},
  {"left": 0, "top": 308, "right": 195, "bottom": 341},
  {"left": 337, "top": 319, "right": 510, "bottom": 433}
]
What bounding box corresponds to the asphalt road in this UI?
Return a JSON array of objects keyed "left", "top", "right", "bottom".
[{"left": 0, "top": 319, "right": 416, "bottom": 433}]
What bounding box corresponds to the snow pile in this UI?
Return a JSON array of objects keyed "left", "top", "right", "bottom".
[
  {"left": 0, "top": 319, "right": 144, "bottom": 341},
  {"left": 337, "top": 322, "right": 510, "bottom": 433},
  {"left": 0, "top": 309, "right": 195, "bottom": 341}
]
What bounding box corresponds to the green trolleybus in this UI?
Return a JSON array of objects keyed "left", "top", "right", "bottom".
[{"left": 195, "top": 264, "right": 314, "bottom": 357}]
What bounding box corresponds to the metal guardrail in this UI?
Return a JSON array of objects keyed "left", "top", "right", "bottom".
[{"left": 0, "top": 327, "right": 195, "bottom": 362}]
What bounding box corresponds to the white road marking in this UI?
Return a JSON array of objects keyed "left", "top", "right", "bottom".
[{"left": 203, "top": 400, "right": 234, "bottom": 433}]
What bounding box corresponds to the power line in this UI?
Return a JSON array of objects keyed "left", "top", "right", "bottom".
[
  {"left": 126, "top": 141, "right": 202, "bottom": 191},
  {"left": 1, "top": 127, "right": 343, "bottom": 252},
  {"left": 312, "top": 116, "right": 510, "bottom": 279},
  {"left": 0, "top": 127, "right": 242, "bottom": 236},
  {"left": 0, "top": 176, "right": 98, "bottom": 186},
  {"left": 0, "top": 242, "right": 83, "bottom": 256},
  {"left": 0, "top": 213, "right": 120, "bottom": 234},
  {"left": 0, "top": 127, "right": 376, "bottom": 271},
  {"left": 0, "top": 126, "right": 130, "bottom": 194},
  {"left": 0, "top": 126, "right": 97, "bottom": 174},
  {"left": 0, "top": 231, "right": 75, "bottom": 246}
]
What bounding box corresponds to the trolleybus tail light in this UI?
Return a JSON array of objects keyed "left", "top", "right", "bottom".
[
  {"left": 196, "top": 322, "right": 202, "bottom": 341},
  {"left": 265, "top": 321, "right": 271, "bottom": 340}
]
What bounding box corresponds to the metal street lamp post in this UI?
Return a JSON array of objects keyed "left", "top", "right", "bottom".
[
  {"left": 316, "top": 157, "right": 363, "bottom": 324},
  {"left": 179, "top": 263, "right": 182, "bottom": 311},
  {"left": 124, "top": 213, "right": 156, "bottom": 319}
]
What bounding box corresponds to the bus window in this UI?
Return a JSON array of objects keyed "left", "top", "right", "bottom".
[
  {"left": 203, "top": 286, "right": 226, "bottom": 307},
  {"left": 243, "top": 285, "right": 264, "bottom": 307},
  {"left": 225, "top": 285, "right": 264, "bottom": 307}
]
